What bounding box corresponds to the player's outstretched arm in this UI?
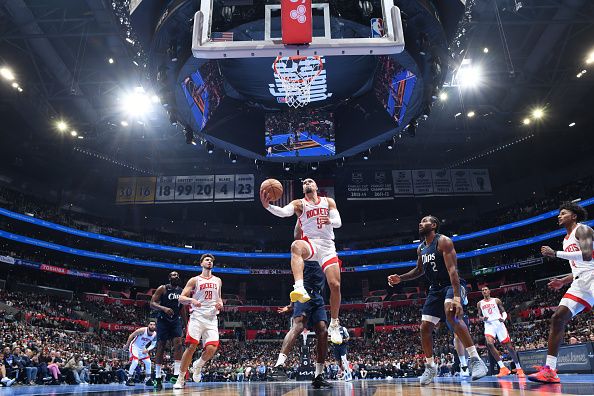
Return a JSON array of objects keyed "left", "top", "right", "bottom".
[
  {"left": 388, "top": 247, "right": 424, "bottom": 286},
  {"left": 179, "top": 277, "right": 199, "bottom": 306},
  {"left": 261, "top": 191, "right": 300, "bottom": 217}
]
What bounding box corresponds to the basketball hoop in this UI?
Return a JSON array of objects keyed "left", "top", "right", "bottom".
[{"left": 273, "top": 56, "right": 323, "bottom": 108}]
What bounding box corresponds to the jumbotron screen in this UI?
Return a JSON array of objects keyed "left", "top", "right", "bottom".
[{"left": 265, "top": 110, "right": 335, "bottom": 158}]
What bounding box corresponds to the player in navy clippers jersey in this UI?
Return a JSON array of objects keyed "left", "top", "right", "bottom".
[
  {"left": 387, "top": 215, "right": 487, "bottom": 385},
  {"left": 332, "top": 325, "right": 352, "bottom": 381},
  {"left": 150, "top": 271, "right": 186, "bottom": 390},
  {"left": 269, "top": 259, "right": 332, "bottom": 389}
]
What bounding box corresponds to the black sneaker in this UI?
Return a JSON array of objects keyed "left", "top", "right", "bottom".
[
  {"left": 145, "top": 379, "right": 154, "bottom": 387},
  {"left": 268, "top": 366, "right": 289, "bottom": 381},
  {"left": 155, "top": 378, "right": 163, "bottom": 391},
  {"left": 312, "top": 374, "right": 332, "bottom": 389},
  {"left": 125, "top": 378, "right": 135, "bottom": 386}
]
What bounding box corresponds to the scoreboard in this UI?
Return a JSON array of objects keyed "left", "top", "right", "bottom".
[{"left": 116, "top": 174, "right": 254, "bottom": 204}]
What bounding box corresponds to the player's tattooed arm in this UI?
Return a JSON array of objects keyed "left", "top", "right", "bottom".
[
  {"left": 388, "top": 246, "right": 424, "bottom": 286},
  {"left": 576, "top": 224, "right": 594, "bottom": 262},
  {"left": 496, "top": 299, "right": 508, "bottom": 322}
]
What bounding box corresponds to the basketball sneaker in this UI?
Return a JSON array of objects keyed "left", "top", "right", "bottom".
[
  {"left": 125, "top": 377, "right": 135, "bottom": 386},
  {"left": 312, "top": 374, "right": 332, "bottom": 389},
  {"left": 528, "top": 366, "right": 560, "bottom": 383},
  {"left": 460, "top": 367, "right": 470, "bottom": 377},
  {"left": 419, "top": 363, "right": 437, "bottom": 385},
  {"left": 516, "top": 368, "right": 526, "bottom": 378},
  {"left": 496, "top": 366, "right": 511, "bottom": 377},
  {"left": 145, "top": 379, "right": 154, "bottom": 387},
  {"left": 173, "top": 377, "right": 185, "bottom": 389},
  {"left": 191, "top": 360, "right": 203, "bottom": 383},
  {"left": 155, "top": 378, "right": 163, "bottom": 391},
  {"left": 328, "top": 323, "right": 343, "bottom": 344},
  {"left": 289, "top": 285, "right": 310, "bottom": 303},
  {"left": 469, "top": 357, "right": 488, "bottom": 380},
  {"left": 344, "top": 371, "right": 353, "bottom": 382}
]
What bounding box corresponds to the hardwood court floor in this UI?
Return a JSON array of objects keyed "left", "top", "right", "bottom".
[{"left": 2, "top": 375, "right": 593, "bottom": 395}]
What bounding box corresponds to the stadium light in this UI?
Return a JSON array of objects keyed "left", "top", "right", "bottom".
[
  {"left": 70, "top": 130, "right": 78, "bottom": 137},
  {"left": 439, "top": 92, "right": 448, "bottom": 101},
  {"left": 0, "top": 67, "right": 15, "bottom": 81},
  {"left": 56, "top": 120, "right": 68, "bottom": 132},
  {"left": 121, "top": 90, "right": 151, "bottom": 117},
  {"left": 532, "top": 108, "right": 544, "bottom": 119},
  {"left": 523, "top": 118, "right": 531, "bottom": 125},
  {"left": 206, "top": 142, "right": 214, "bottom": 154},
  {"left": 483, "top": 47, "right": 489, "bottom": 53},
  {"left": 11, "top": 82, "right": 18, "bottom": 89},
  {"left": 569, "top": 122, "right": 575, "bottom": 127},
  {"left": 108, "top": 58, "right": 114, "bottom": 64},
  {"left": 456, "top": 60, "right": 482, "bottom": 88},
  {"left": 230, "top": 153, "right": 237, "bottom": 163},
  {"left": 586, "top": 51, "right": 594, "bottom": 64},
  {"left": 467, "top": 111, "right": 475, "bottom": 118},
  {"left": 121, "top": 120, "right": 129, "bottom": 127}
]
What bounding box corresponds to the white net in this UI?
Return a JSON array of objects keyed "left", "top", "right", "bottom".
[{"left": 273, "top": 56, "right": 323, "bottom": 108}]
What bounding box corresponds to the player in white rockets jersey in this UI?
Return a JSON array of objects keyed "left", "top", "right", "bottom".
[
  {"left": 477, "top": 286, "right": 524, "bottom": 378},
  {"left": 124, "top": 320, "right": 157, "bottom": 386},
  {"left": 529, "top": 202, "right": 594, "bottom": 383},
  {"left": 261, "top": 178, "right": 344, "bottom": 344},
  {"left": 173, "top": 253, "right": 223, "bottom": 389}
]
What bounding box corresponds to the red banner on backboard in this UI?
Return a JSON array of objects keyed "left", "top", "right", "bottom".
[{"left": 281, "top": 0, "right": 313, "bottom": 44}]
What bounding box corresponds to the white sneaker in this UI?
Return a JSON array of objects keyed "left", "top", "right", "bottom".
[
  {"left": 328, "top": 323, "right": 343, "bottom": 344},
  {"left": 173, "top": 378, "right": 185, "bottom": 389},
  {"left": 345, "top": 372, "right": 353, "bottom": 382},
  {"left": 193, "top": 371, "right": 202, "bottom": 383},
  {"left": 460, "top": 367, "right": 470, "bottom": 377},
  {"left": 419, "top": 363, "right": 437, "bottom": 385},
  {"left": 289, "top": 285, "right": 310, "bottom": 303}
]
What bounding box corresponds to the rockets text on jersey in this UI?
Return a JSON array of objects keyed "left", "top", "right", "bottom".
[
  {"left": 298, "top": 197, "right": 334, "bottom": 240},
  {"left": 479, "top": 298, "right": 502, "bottom": 322},
  {"left": 563, "top": 223, "right": 594, "bottom": 278},
  {"left": 191, "top": 275, "right": 222, "bottom": 318},
  {"left": 132, "top": 327, "right": 156, "bottom": 349}
]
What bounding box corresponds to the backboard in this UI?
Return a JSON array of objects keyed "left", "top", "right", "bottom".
[{"left": 192, "top": 0, "right": 405, "bottom": 59}]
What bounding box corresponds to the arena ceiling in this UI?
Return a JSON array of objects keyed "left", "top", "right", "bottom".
[{"left": 0, "top": 0, "right": 593, "bottom": 180}]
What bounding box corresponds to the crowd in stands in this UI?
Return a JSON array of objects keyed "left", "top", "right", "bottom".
[{"left": 2, "top": 280, "right": 594, "bottom": 387}]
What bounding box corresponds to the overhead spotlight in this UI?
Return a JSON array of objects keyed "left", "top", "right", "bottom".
[
  {"left": 522, "top": 118, "right": 531, "bottom": 125},
  {"left": 108, "top": 58, "right": 114, "bottom": 64},
  {"left": 467, "top": 111, "right": 475, "bottom": 118},
  {"left": 386, "top": 138, "right": 395, "bottom": 150},
  {"left": 454, "top": 112, "right": 462, "bottom": 118},
  {"left": 569, "top": 122, "right": 576, "bottom": 127},
  {"left": 125, "top": 37, "right": 135, "bottom": 45},
  {"left": 456, "top": 59, "right": 482, "bottom": 88},
  {"left": 229, "top": 153, "right": 237, "bottom": 163},
  {"left": 283, "top": 163, "right": 291, "bottom": 171},
  {"left": 362, "top": 149, "right": 370, "bottom": 160},
  {"left": 206, "top": 142, "right": 214, "bottom": 154},
  {"left": 532, "top": 108, "right": 544, "bottom": 119},
  {"left": 438, "top": 92, "right": 448, "bottom": 101},
  {"left": 586, "top": 51, "right": 594, "bottom": 64},
  {"left": 56, "top": 120, "right": 68, "bottom": 132},
  {"left": 185, "top": 128, "right": 195, "bottom": 145},
  {"left": 121, "top": 91, "right": 151, "bottom": 116},
  {"left": 17, "top": 87, "right": 23, "bottom": 92},
  {"left": 483, "top": 47, "right": 489, "bottom": 53},
  {"left": 77, "top": 136, "right": 84, "bottom": 139},
  {"left": 311, "top": 162, "right": 318, "bottom": 171},
  {"left": 577, "top": 72, "right": 583, "bottom": 78},
  {"left": 151, "top": 95, "right": 160, "bottom": 103},
  {"left": 70, "top": 130, "right": 78, "bottom": 137},
  {"left": 0, "top": 67, "right": 15, "bottom": 81},
  {"left": 405, "top": 119, "right": 418, "bottom": 137},
  {"left": 11, "top": 82, "right": 19, "bottom": 89}
]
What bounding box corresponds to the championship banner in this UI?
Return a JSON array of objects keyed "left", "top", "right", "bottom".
[
  {"left": 346, "top": 170, "right": 393, "bottom": 200},
  {"left": 117, "top": 174, "right": 255, "bottom": 204},
  {"left": 391, "top": 169, "right": 492, "bottom": 196}
]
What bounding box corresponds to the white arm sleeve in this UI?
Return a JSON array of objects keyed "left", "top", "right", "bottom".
[
  {"left": 501, "top": 311, "right": 508, "bottom": 321},
  {"left": 329, "top": 209, "right": 342, "bottom": 228},
  {"left": 266, "top": 203, "right": 295, "bottom": 218},
  {"left": 557, "top": 251, "right": 588, "bottom": 261}
]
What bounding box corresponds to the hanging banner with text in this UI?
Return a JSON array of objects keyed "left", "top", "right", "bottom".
[
  {"left": 346, "top": 170, "right": 394, "bottom": 200},
  {"left": 392, "top": 169, "right": 492, "bottom": 197},
  {"left": 116, "top": 174, "right": 255, "bottom": 204}
]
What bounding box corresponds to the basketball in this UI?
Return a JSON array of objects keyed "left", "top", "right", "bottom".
[{"left": 260, "top": 179, "right": 283, "bottom": 202}]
